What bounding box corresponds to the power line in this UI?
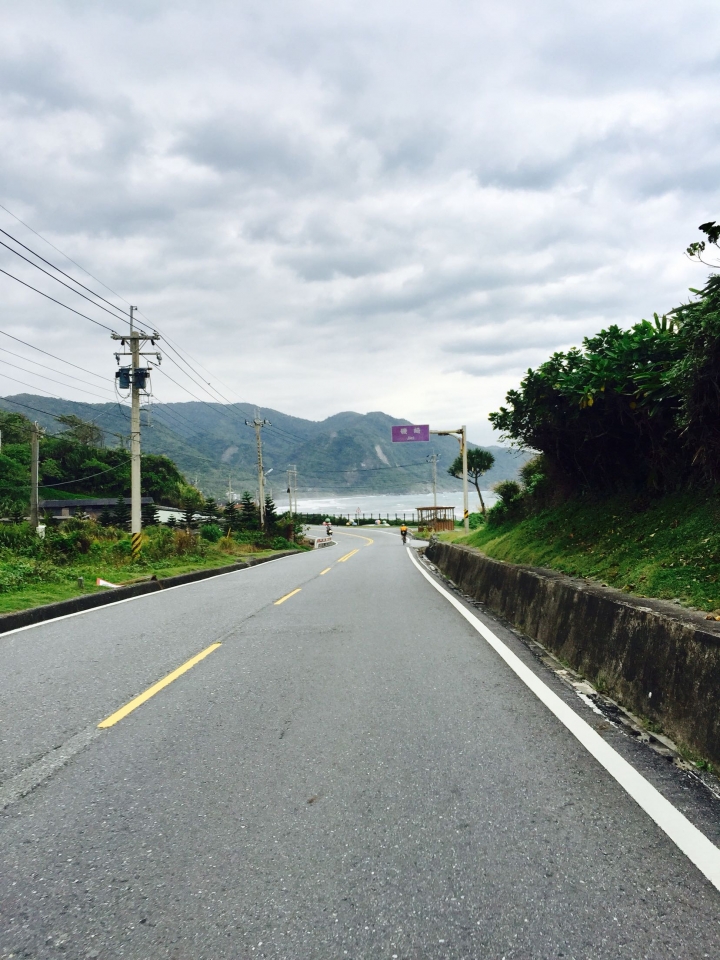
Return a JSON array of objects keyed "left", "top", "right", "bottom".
[
  {"left": 0, "top": 328, "right": 113, "bottom": 382},
  {"left": 0, "top": 347, "right": 116, "bottom": 396},
  {"left": 0, "top": 357, "right": 115, "bottom": 402},
  {"left": 42, "top": 463, "right": 124, "bottom": 488},
  {"left": 0, "top": 266, "right": 115, "bottom": 332},
  {"left": 0, "top": 231, "right": 131, "bottom": 325},
  {"left": 0, "top": 202, "right": 134, "bottom": 312},
  {"left": 0, "top": 394, "right": 71, "bottom": 421}
]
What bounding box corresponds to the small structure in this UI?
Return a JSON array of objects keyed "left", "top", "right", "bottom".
[
  {"left": 39, "top": 497, "right": 154, "bottom": 520},
  {"left": 416, "top": 506, "right": 455, "bottom": 532}
]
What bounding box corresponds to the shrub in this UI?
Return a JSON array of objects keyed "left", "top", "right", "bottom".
[
  {"left": 488, "top": 480, "right": 524, "bottom": 526},
  {"left": 200, "top": 523, "right": 223, "bottom": 543},
  {"left": 271, "top": 536, "right": 293, "bottom": 550},
  {"left": 468, "top": 512, "right": 484, "bottom": 530}
]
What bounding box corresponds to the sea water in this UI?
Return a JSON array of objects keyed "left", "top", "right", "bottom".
[{"left": 294, "top": 489, "right": 497, "bottom": 521}]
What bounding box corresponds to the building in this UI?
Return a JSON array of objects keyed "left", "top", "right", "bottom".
[
  {"left": 416, "top": 505, "right": 455, "bottom": 532},
  {"left": 39, "top": 498, "right": 154, "bottom": 520}
]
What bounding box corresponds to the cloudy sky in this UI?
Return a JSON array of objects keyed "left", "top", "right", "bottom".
[{"left": 1, "top": 0, "right": 720, "bottom": 443}]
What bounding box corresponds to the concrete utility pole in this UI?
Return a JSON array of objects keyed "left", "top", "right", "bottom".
[
  {"left": 431, "top": 426, "right": 469, "bottom": 534},
  {"left": 112, "top": 308, "right": 161, "bottom": 559},
  {"left": 427, "top": 452, "right": 440, "bottom": 508},
  {"left": 30, "top": 421, "right": 41, "bottom": 529},
  {"left": 246, "top": 412, "right": 271, "bottom": 528}
]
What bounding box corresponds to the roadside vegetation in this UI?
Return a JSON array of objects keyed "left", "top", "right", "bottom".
[
  {"left": 0, "top": 410, "right": 307, "bottom": 616},
  {"left": 0, "top": 506, "right": 306, "bottom": 616},
  {"left": 445, "top": 256, "right": 720, "bottom": 614}
]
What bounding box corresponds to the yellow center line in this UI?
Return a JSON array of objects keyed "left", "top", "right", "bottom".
[
  {"left": 320, "top": 567, "right": 332, "bottom": 575},
  {"left": 336, "top": 531, "right": 374, "bottom": 545},
  {"left": 98, "top": 642, "right": 221, "bottom": 729},
  {"left": 275, "top": 587, "right": 301, "bottom": 604},
  {"left": 337, "top": 549, "right": 359, "bottom": 563}
]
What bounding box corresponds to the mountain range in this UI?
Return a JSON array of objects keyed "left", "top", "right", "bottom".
[{"left": 1, "top": 394, "right": 531, "bottom": 500}]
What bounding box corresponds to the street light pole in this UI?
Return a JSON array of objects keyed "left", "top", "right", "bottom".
[{"left": 431, "top": 427, "right": 469, "bottom": 534}]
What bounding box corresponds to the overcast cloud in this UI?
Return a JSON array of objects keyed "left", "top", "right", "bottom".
[{"left": 1, "top": 0, "right": 720, "bottom": 443}]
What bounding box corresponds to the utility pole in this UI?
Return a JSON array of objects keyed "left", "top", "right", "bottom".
[
  {"left": 112, "top": 308, "right": 161, "bottom": 559},
  {"left": 427, "top": 452, "right": 440, "bottom": 508},
  {"left": 431, "top": 426, "right": 469, "bottom": 534},
  {"left": 246, "top": 411, "right": 271, "bottom": 528},
  {"left": 30, "top": 421, "right": 41, "bottom": 529}
]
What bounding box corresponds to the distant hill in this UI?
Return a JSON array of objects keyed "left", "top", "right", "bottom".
[{"left": 0, "top": 395, "right": 531, "bottom": 500}]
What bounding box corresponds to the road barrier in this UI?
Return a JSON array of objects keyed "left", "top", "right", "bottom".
[
  {"left": 426, "top": 540, "right": 720, "bottom": 769},
  {"left": 309, "top": 536, "right": 334, "bottom": 549}
]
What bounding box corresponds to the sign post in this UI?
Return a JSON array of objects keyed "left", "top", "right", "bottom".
[{"left": 391, "top": 422, "right": 469, "bottom": 534}]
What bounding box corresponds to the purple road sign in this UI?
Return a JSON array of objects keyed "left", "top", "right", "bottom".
[{"left": 391, "top": 424, "right": 430, "bottom": 442}]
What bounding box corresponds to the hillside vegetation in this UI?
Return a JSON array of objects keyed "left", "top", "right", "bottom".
[
  {"left": 0, "top": 411, "right": 188, "bottom": 507},
  {"left": 454, "top": 272, "right": 720, "bottom": 612},
  {"left": 0, "top": 398, "right": 528, "bottom": 498},
  {"left": 448, "top": 490, "right": 720, "bottom": 613}
]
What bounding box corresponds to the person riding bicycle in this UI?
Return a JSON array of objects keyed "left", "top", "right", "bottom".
[{"left": 400, "top": 523, "right": 408, "bottom": 544}]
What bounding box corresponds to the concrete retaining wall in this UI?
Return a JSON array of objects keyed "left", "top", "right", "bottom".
[{"left": 426, "top": 540, "right": 720, "bottom": 767}]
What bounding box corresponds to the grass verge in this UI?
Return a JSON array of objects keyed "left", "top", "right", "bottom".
[{"left": 440, "top": 488, "right": 720, "bottom": 613}]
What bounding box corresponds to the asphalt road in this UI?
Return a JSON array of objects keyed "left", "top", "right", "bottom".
[{"left": 2, "top": 530, "right": 720, "bottom": 959}]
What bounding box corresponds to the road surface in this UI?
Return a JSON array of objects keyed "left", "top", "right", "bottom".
[{"left": 1, "top": 530, "right": 720, "bottom": 958}]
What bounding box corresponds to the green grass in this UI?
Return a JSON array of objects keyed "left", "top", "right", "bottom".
[
  {"left": 0, "top": 550, "right": 283, "bottom": 616},
  {"left": 441, "top": 489, "right": 720, "bottom": 613},
  {"left": 0, "top": 524, "right": 303, "bottom": 617}
]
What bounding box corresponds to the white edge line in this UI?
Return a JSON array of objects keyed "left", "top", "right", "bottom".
[
  {"left": 406, "top": 546, "right": 720, "bottom": 893},
  {"left": 0, "top": 552, "right": 301, "bottom": 640}
]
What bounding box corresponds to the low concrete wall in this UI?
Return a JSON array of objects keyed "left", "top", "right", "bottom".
[
  {"left": 0, "top": 551, "right": 299, "bottom": 636},
  {"left": 426, "top": 540, "right": 720, "bottom": 767}
]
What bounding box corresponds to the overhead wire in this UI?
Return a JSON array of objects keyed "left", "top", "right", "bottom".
[
  {"left": 0, "top": 348, "right": 116, "bottom": 398},
  {"left": 0, "top": 328, "right": 114, "bottom": 383},
  {"left": 0, "top": 266, "right": 115, "bottom": 332},
  {"left": 0, "top": 226, "right": 132, "bottom": 321},
  {"left": 0, "top": 236, "right": 131, "bottom": 326}
]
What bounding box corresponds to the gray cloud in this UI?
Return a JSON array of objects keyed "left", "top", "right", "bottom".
[{"left": 0, "top": 0, "right": 719, "bottom": 445}]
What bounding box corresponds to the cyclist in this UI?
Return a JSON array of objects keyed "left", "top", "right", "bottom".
[{"left": 400, "top": 524, "right": 408, "bottom": 545}]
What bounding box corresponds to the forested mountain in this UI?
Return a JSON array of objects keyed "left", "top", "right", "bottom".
[{"left": 0, "top": 394, "right": 529, "bottom": 500}]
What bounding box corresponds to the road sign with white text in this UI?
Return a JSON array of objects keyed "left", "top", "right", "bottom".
[{"left": 391, "top": 424, "right": 430, "bottom": 442}]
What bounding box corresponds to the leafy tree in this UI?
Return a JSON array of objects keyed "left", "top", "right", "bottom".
[
  {"left": 447, "top": 448, "right": 495, "bottom": 515},
  {"left": 113, "top": 496, "right": 131, "bottom": 529},
  {"left": 0, "top": 411, "right": 32, "bottom": 444},
  {"left": 56, "top": 414, "right": 104, "bottom": 447},
  {"left": 0, "top": 452, "right": 29, "bottom": 500},
  {"left": 490, "top": 314, "right": 684, "bottom": 493}
]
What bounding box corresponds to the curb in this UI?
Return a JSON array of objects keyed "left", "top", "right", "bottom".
[{"left": 0, "top": 550, "right": 299, "bottom": 636}]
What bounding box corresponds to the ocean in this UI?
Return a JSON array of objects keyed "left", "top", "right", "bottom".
[{"left": 295, "top": 489, "right": 497, "bottom": 521}]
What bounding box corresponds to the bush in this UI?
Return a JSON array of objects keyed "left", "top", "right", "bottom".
[
  {"left": 468, "top": 512, "right": 484, "bottom": 530},
  {"left": 200, "top": 523, "right": 223, "bottom": 543},
  {"left": 271, "top": 536, "right": 293, "bottom": 550},
  {"left": 488, "top": 480, "right": 524, "bottom": 526}
]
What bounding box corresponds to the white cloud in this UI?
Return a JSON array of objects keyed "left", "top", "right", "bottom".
[{"left": 1, "top": 0, "right": 719, "bottom": 443}]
